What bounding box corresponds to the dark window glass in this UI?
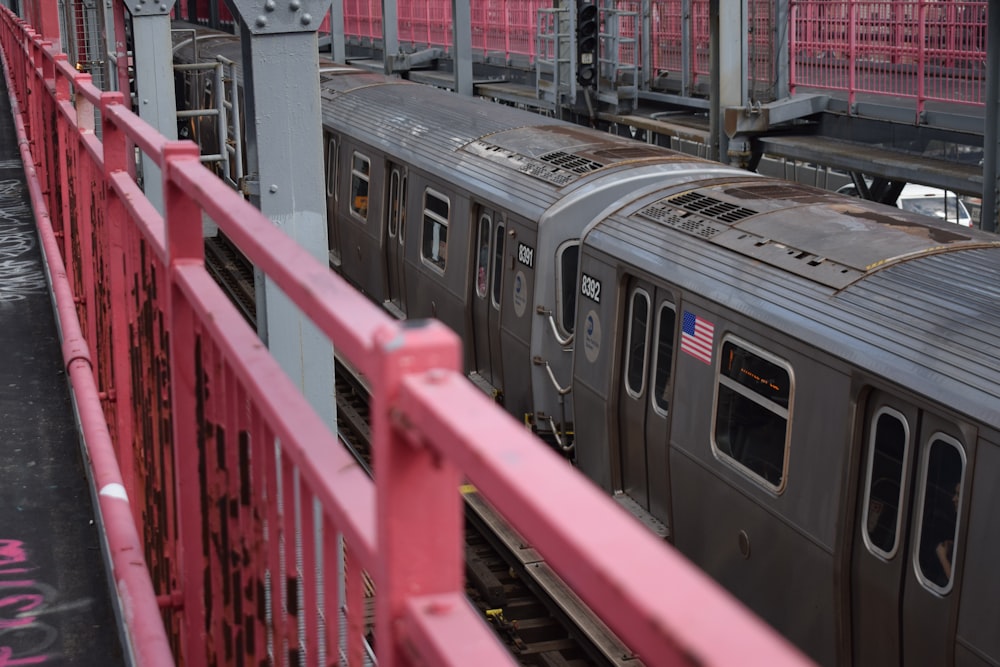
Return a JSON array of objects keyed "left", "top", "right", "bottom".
[
  {"left": 625, "top": 290, "right": 650, "bottom": 396},
  {"left": 559, "top": 243, "right": 579, "bottom": 334},
  {"left": 388, "top": 169, "right": 400, "bottom": 238},
  {"left": 325, "top": 138, "right": 337, "bottom": 197},
  {"left": 917, "top": 436, "right": 964, "bottom": 590},
  {"left": 399, "top": 174, "right": 407, "bottom": 244},
  {"left": 491, "top": 222, "right": 505, "bottom": 308},
  {"left": 350, "top": 152, "right": 369, "bottom": 220},
  {"left": 421, "top": 190, "right": 449, "bottom": 271},
  {"left": 863, "top": 410, "right": 908, "bottom": 556},
  {"left": 652, "top": 303, "right": 677, "bottom": 414},
  {"left": 476, "top": 214, "right": 490, "bottom": 299},
  {"left": 714, "top": 340, "right": 791, "bottom": 488}
]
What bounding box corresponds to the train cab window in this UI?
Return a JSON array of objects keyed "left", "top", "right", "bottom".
[
  {"left": 491, "top": 221, "right": 505, "bottom": 309},
  {"left": 421, "top": 189, "right": 450, "bottom": 272},
  {"left": 861, "top": 408, "right": 909, "bottom": 558},
  {"left": 915, "top": 434, "right": 965, "bottom": 593},
  {"left": 651, "top": 303, "right": 677, "bottom": 415},
  {"left": 475, "top": 213, "right": 491, "bottom": 298},
  {"left": 556, "top": 242, "right": 579, "bottom": 335},
  {"left": 350, "top": 152, "right": 370, "bottom": 220},
  {"left": 624, "top": 289, "right": 651, "bottom": 397},
  {"left": 713, "top": 339, "right": 792, "bottom": 490}
]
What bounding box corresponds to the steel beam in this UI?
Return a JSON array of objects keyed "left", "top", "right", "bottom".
[{"left": 225, "top": 0, "right": 336, "bottom": 430}]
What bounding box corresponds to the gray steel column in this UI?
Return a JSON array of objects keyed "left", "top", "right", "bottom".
[
  {"left": 451, "top": 0, "right": 472, "bottom": 95},
  {"left": 329, "top": 0, "right": 344, "bottom": 62},
  {"left": 226, "top": 0, "right": 336, "bottom": 430},
  {"left": 381, "top": 0, "right": 398, "bottom": 72},
  {"left": 121, "top": 0, "right": 176, "bottom": 212},
  {"left": 982, "top": 2, "right": 999, "bottom": 233},
  {"left": 773, "top": 0, "right": 789, "bottom": 101},
  {"left": 709, "top": 0, "right": 746, "bottom": 162}
]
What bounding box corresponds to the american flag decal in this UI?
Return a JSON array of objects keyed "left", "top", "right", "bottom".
[{"left": 681, "top": 311, "right": 715, "bottom": 364}]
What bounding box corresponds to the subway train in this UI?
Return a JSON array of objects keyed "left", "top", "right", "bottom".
[{"left": 171, "top": 24, "right": 1000, "bottom": 667}]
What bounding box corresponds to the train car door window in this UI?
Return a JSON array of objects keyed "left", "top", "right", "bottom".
[
  {"left": 861, "top": 408, "right": 909, "bottom": 558},
  {"left": 713, "top": 338, "right": 792, "bottom": 491},
  {"left": 556, "top": 241, "right": 579, "bottom": 335},
  {"left": 651, "top": 303, "right": 677, "bottom": 415},
  {"left": 325, "top": 137, "right": 338, "bottom": 197},
  {"left": 421, "top": 189, "right": 450, "bottom": 272},
  {"left": 398, "top": 172, "right": 407, "bottom": 245},
  {"left": 350, "top": 152, "right": 370, "bottom": 220},
  {"left": 491, "top": 221, "right": 505, "bottom": 309},
  {"left": 914, "top": 434, "right": 965, "bottom": 593},
  {"left": 324, "top": 136, "right": 341, "bottom": 264},
  {"left": 624, "top": 289, "right": 651, "bottom": 398},
  {"left": 476, "top": 214, "right": 490, "bottom": 298},
  {"left": 388, "top": 169, "right": 401, "bottom": 239}
]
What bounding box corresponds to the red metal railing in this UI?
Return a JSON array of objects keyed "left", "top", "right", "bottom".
[
  {"left": 2, "top": 4, "right": 815, "bottom": 666},
  {"left": 790, "top": 0, "right": 986, "bottom": 113},
  {"left": 319, "top": 0, "right": 987, "bottom": 110}
]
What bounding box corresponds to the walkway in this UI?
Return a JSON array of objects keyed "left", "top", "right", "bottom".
[{"left": 0, "top": 71, "right": 124, "bottom": 665}]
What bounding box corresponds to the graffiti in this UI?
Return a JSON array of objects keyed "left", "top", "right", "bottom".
[
  {"left": 0, "top": 179, "right": 46, "bottom": 304},
  {"left": 0, "top": 540, "right": 60, "bottom": 665}
]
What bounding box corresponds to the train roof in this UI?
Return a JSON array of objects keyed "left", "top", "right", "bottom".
[
  {"left": 586, "top": 179, "right": 1000, "bottom": 426},
  {"left": 316, "top": 70, "right": 702, "bottom": 220}
]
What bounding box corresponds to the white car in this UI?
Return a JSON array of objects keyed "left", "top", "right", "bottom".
[{"left": 837, "top": 182, "right": 973, "bottom": 227}]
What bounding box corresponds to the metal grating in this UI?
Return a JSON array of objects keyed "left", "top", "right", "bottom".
[
  {"left": 538, "top": 151, "right": 604, "bottom": 174},
  {"left": 637, "top": 201, "right": 725, "bottom": 239},
  {"left": 668, "top": 191, "right": 758, "bottom": 223},
  {"left": 465, "top": 141, "right": 587, "bottom": 187}
]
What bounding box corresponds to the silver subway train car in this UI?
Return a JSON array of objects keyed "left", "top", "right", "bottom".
[{"left": 172, "top": 24, "right": 1000, "bottom": 666}]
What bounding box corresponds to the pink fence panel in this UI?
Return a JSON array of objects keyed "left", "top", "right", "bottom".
[
  {"left": 345, "top": 0, "right": 382, "bottom": 43},
  {"left": 790, "top": 0, "right": 986, "bottom": 114}
]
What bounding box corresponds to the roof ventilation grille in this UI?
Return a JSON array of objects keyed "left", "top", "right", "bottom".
[
  {"left": 538, "top": 150, "right": 604, "bottom": 174},
  {"left": 669, "top": 191, "right": 757, "bottom": 223}
]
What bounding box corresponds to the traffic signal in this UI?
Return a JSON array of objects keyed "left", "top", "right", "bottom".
[{"left": 575, "top": 0, "right": 598, "bottom": 87}]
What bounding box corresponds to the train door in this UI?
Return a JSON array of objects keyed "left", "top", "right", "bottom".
[
  {"left": 616, "top": 278, "right": 677, "bottom": 523},
  {"left": 470, "top": 206, "right": 500, "bottom": 387},
  {"left": 850, "top": 390, "right": 970, "bottom": 666},
  {"left": 383, "top": 162, "right": 407, "bottom": 314}
]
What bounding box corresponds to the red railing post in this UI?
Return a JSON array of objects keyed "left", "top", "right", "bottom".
[
  {"left": 100, "top": 90, "right": 139, "bottom": 507},
  {"left": 162, "top": 139, "right": 209, "bottom": 667},
  {"left": 371, "top": 320, "right": 463, "bottom": 667}
]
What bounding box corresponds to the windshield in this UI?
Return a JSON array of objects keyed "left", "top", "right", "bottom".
[{"left": 899, "top": 196, "right": 969, "bottom": 223}]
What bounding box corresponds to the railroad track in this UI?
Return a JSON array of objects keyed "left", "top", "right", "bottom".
[{"left": 204, "top": 234, "right": 641, "bottom": 667}]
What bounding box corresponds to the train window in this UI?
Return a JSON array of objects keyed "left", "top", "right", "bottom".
[
  {"left": 556, "top": 242, "right": 579, "bottom": 334},
  {"left": 651, "top": 302, "right": 677, "bottom": 415},
  {"left": 476, "top": 213, "right": 491, "bottom": 298},
  {"left": 325, "top": 137, "right": 338, "bottom": 197},
  {"left": 399, "top": 173, "right": 407, "bottom": 245},
  {"left": 421, "top": 189, "right": 450, "bottom": 272},
  {"left": 861, "top": 408, "right": 909, "bottom": 559},
  {"left": 350, "top": 152, "right": 370, "bottom": 220},
  {"left": 491, "top": 221, "right": 505, "bottom": 309},
  {"left": 388, "top": 168, "right": 401, "bottom": 239},
  {"left": 624, "top": 289, "right": 651, "bottom": 398},
  {"left": 713, "top": 339, "right": 791, "bottom": 490},
  {"left": 915, "top": 434, "right": 965, "bottom": 593}
]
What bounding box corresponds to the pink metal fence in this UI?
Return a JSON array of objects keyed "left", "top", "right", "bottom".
[
  {"left": 325, "top": 0, "right": 986, "bottom": 109},
  {"left": 790, "top": 0, "right": 986, "bottom": 112},
  {"left": 3, "top": 3, "right": 816, "bottom": 665}
]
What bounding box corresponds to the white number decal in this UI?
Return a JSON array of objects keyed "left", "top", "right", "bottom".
[
  {"left": 581, "top": 274, "right": 601, "bottom": 303},
  {"left": 517, "top": 243, "right": 534, "bottom": 268}
]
